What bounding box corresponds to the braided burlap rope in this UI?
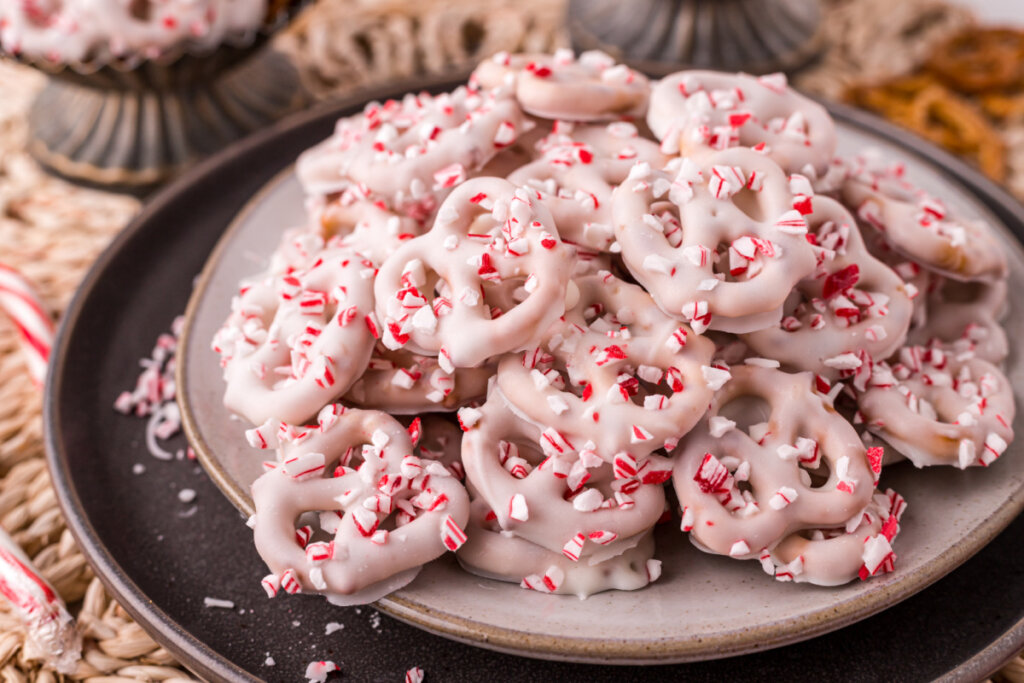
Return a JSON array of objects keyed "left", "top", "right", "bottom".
[{"left": 0, "top": 1, "right": 1022, "bottom": 680}]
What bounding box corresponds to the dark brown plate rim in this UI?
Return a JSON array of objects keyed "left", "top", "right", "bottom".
[{"left": 45, "top": 77, "right": 1024, "bottom": 680}]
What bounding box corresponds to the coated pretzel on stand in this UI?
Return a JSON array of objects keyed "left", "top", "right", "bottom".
[
  {"left": 495, "top": 272, "right": 714, "bottom": 459},
  {"left": 612, "top": 147, "right": 818, "bottom": 333},
  {"left": 672, "top": 366, "right": 877, "bottom": 585},
  {"left": 374, "top": 177, "right": 577, "bottom": 368},
  {"left": 297, "top": 85, "right": 532, "bottom": 220},
  {"left": 457, "top": 499, "right": 661, "bottom": 598},
  {"left": 647, "top": 70, "right": 837, "bottom": 177},
  {"left": 460, "top": 393, "right": 670, "bottom": 559},
  {"left": 842, "top": 155, "right": 1007, "bottom": 282},
  {"left": 251, "top": 408, "right": 470, "bottom": 601},
  {"left": 742, "top": 195, "right": 913, "bottom": 378},
  {"left": 213, "top": 245, "right": 376, "bottom": 426},
  {"left": 507, "top": 122, "right": 670, "bottom": 251},
  {"left": 857, "top": 346, "right": 1015, "bottom": 469},
  {"left": 0, "top": 0, "right": 268, "bottom": 64},
  {"left": 471, "top": 49, "right": 650, "bottom": 122}
]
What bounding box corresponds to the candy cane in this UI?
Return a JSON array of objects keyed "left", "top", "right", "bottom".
[
  {"left": 0, "top": 526, "right": 80, "bottom": 673},
  {"left": 0, "top": 263, "right": 54, "bottom": 386}
]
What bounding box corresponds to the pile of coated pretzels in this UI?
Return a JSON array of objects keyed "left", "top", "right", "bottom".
[{"left": 209, "top": 50, "right": 1015, "bottom": 601}]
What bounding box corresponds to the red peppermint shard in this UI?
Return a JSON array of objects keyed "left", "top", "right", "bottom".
[{"left": 822, "top": 264, "right": 860, "bottom": 300}]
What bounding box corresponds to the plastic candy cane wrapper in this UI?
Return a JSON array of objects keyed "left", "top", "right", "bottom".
[
  {"left": 0, "top": 263, "right": 55, "bottom": 386},
  {"left": 0, "top": 527, "right": 81, "bottom": 672}
]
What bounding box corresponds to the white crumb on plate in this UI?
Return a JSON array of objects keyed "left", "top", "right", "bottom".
[{"left": 203, "top": 597, "right": 235, "bottom": 609}]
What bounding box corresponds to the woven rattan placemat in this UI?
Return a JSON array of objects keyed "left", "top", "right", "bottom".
[{"left": 0, "top": 0, "right": 1021, "bottom": 680}]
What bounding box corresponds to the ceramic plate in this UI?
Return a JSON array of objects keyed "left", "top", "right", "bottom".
[
  {"left": 178, "top": 97, "right": 1024, "bottom": 663},
  {"left": 45, "top": 80, "right": 1024, "bottom": 681}
]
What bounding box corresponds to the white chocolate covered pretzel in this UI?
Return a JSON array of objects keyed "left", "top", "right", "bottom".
[
  {"left": 457, "top": 499, "right": 660, "bottom": 598},
  {"left": 461, "top": 393, "right": 669, "bottom": 558},
  {"left": 843, "top": 156, "right": 1007, "bottom": 282},
  {"left": 213, "top": 245, "right": 376, "bottom": 426},
  {"left": 673, "top": 366, "right": 875, "bottom": 566},
  {"left": 742, "top": 195, "right": 913, "bottom": 377},
  {"left": 647, "top": 70, "right": 836, "bottom": 176},
  {"left": 472, "top": 50, "right": 650, "bottom": 122},
  {"left": 374, "top": 177, "right": 576, "bottom": 367},
  {"left": 508, "top": 122, "right": 669, "bottom": 251},
  {"left": 768, "top": 488, "right": 906, "bottom": 586},
  {"left": 297, "top": 87, "right": 531, "bottom": 220},
  {"left": 251, "top": 408, "right": 470, "bottom": 599},
  {"left": 908, "top": 278, "right": 1008, "bottom": 365},
  {"left": 496, "top": 272, "right": 714, "bottom": 459},
  {"left": 857, "top": 346, "right": 1015, "bottom": 468},
  {"left": 613, "top": 147, "right": 818, "bottom": 333}
]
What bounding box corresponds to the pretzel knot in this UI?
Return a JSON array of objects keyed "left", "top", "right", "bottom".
[
  {"left": 374, "top": 177, "right": 577, "bottom": 368},
  {"left": 508, "top": 123, "right": 669, "bottom": 251},
  {"left": 926, "top": 28, "right": 1024, "bottom": 93},
  {"left": 461, "top": 395, "right": 669, "bottom": 559},
  {"left": 496, "top": 272, "right": 714, "bottom": 459},
  {"left": 846, "top": 75, "right": 1006, "bottom": 183},
  {"left": 297, "top": 86, "right": 531, "bottom": 219},
  {"left": 672, "top": 366, "right": 875, "bottom": 568},
  {"left": 213, "top": 245, "right": 376, "bottom": 426},
  {"left": 908, "top": 277, "right": 1008, "bottom": 365},
  {"left": 858, "top": 346, "right": 1015, "bottom": 469},
  {"left": 843, "top": 155, "right": 1007, "bottom": 283},
  {"left": 251, "top": 408, "right": 470, "bottom": 599},
  {"left": 456, "top": 500, "right": 659, "bottom": 597},
  {"left": 612, "top": 147, "right": 818, "bottom": 333},
  {"left": 768, "top": 489, "right": 907, "bottom": 586},
  {"left": 647, "top": 70, "right": 837, "bottom": 176},
  {"left": 472, "top": 50, "right": 650, "bottom": 122},
  {"left": 742, "top": 195, "right": 914, "bottom": 378}
]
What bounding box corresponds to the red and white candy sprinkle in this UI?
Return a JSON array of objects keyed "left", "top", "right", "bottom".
[{"left": 304, "top": 660, "right": 338, "bottom": 682}]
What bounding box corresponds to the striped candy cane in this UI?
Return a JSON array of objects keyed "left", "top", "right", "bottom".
[
  {"left": 0, "top": 527, "right": 80, "bottom": 672},
  {"left": 0, "top": 263, "right": 54, "bottom": 386}
]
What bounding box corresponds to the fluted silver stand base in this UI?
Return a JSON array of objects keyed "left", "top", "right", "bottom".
[
  {"left": 27, "top": 47, "right": 306, "bottom": 190},
  {"left": 569, "top": 0, "right": 823, "bottom": 75}
]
